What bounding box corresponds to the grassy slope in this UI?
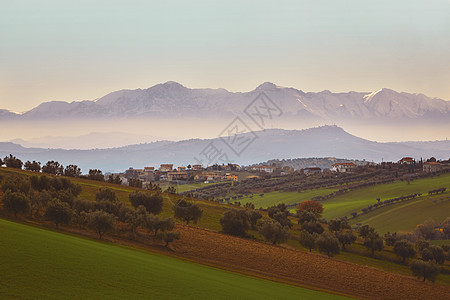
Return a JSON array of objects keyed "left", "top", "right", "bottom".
[
  {"left": 0, "top": 218, "right": 347, "bottom": 300},
  {"left": 240, "top": 189, "right": 337, "bottom": 209},
  {"left": 348, "top": 194, "right": 450, "bottom": 234},
  {"left": 322, "top": 173, "right": 450, "bottom": 220},
  {"left": 158, "top": 181, "right": 225, "bottom": 193}
]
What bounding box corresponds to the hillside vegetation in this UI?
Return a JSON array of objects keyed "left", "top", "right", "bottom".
[{"left": 1, "top": 165, "right": 450, "bottom": 299}]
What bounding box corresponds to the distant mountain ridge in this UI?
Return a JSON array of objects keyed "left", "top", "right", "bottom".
[
  {"left": 2, "top": 82, "right": 449, "bottom": 121},
  {"left": 0, "top": 125, "right": 448, "bottom": 173}
]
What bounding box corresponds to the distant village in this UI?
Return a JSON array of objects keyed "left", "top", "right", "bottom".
[{"left": 106, "top": 156, "right": 449, "bottom": 188}]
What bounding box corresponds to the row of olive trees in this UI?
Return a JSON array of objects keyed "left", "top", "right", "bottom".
[
  {"left": 218, "top": 198, "right": 448, "bottom": 283},
  {"left": 0, "top": 174, "right": 184, "bottom": 247},
  {"left": 1, "top": 154, "right": 114, "bottom": 184}
]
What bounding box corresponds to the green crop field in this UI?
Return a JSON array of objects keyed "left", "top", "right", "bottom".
[
  {"left": 158, "top": 181, "right": 225, "bottom": 193},
  {"left": 348, "top": 194, "right": 450, "bottom": 234},
  {"left": 322, "top": 173, "right": 450, "bottom": 220},
  {"left": 0, "top": 218, "right": 348, "bottom": 300},
  {"left": 240, "top": 189, "right": 337, "bottom": 209}
]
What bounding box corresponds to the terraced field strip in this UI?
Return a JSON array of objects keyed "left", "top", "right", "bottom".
[
  {"left": 322, "top": 173, "right": 450, "bottom": 220},
  {"left": 349, "top": 194, "right": 450, "bottom": 233},
  {"left": 239, "top": 189, "right": 337, "bottom": 208},
  {"left": 0, "top": 218, "right": 346, "bottom": 299}
]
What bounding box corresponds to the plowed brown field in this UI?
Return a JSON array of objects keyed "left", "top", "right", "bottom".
[{"left": 166, "top": 225, "right": 450, "bottom": 300}]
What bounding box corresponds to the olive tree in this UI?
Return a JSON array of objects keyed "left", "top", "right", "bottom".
[
  {"left": 316, "top": 232, "right": 340, "bottom": 257},
  {"left": 156, "top": 231, "right": 181, "bottom": 247},
  {"left": 393, "top": 240, "right": 416, "bottom": 264},
  {"left": 298, "top": 230, "right": 317, "bottom": 252},
  {"left": 2, "top": 190, "right": 30, "bottom": 217},
  {"left": 129, "top": 191, "right": 164, "bottom": 215},
  {"left": 258, "top": 220, "right": 290, "bottom": 245},
  {"left": 44, "top": 200, "right": 72, "bottom": 228},
  {"left": 220, "top": 209, "right": 250, "bottom": 237},
  {"left": 336, "top": 230, "right": 356, "bottom": 250},
  {"left": 409, "top": 260, "right": 439, "bottom": 282},
  {"left": 173, "top": 199, "right": 203, "bottom": 225},
  {"left": 86, "top": 210, "right": 116, "bottom": 239}
]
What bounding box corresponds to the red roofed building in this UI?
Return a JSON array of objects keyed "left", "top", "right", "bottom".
[
  {"left": 399, "top": 157, "right": 415, "bottom": 165},
  {"left": 159, "top": 164, "right": 173, "bottom": 172},
  {"left": 423, "top": 162, "right": 441, "bottom": 173}
]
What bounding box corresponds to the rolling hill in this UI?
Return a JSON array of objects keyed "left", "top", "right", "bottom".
[
  {"left": 0, "top": 218, "right": 344, "bottom": 300},
  {"left": 1, "top": 125, "right": 449, "bottom": 172}
]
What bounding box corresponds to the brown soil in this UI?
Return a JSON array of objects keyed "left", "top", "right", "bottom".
[
  {"left": 166, "top": 225, "right": 450, "bottom": 300},
  {"left": 3, "top": 213, "right": 450, "bottom": 299}
]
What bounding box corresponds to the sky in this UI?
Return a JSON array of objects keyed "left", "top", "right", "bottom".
[{"left": 1, "top": 0, "right": 450, "bottom": 112}]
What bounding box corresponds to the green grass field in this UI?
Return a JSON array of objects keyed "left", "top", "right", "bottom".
[
  {"left": 0, "top": 218, "right": 348, "bottom": 299},
  {"left": 348, "top": 194, "right": 450, "bottom": 234},
  {"left": 158, "top": 181, "right": 225, "bottom": 193},
  {"left": 240, "top": 189, "right": 337, "bottom": 209},
  {"left": 322, "top": 173, "right": 450, "bottom": 220}
]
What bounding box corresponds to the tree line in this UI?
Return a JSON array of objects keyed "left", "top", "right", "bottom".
[
  {"left": 217, "top": 199, "right": 449, "bottom": 282},
  {"left": 0, "top": 174, "right": 207, "bottom": 248}
]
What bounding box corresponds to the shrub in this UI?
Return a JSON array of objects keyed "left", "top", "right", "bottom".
[
  {"left": 86, "top": 210, "right": 116, "bottom": 239},
  {"left": 328, "top": 218, "right": 349, "bottom": 232},
  {"left": 409, "top": 260, "right": 439, "bottom": 282},
  {"left": 297, "top": 210, "right": 317, "bottom": 225},
  {"left": 220, "top": 209, "right": 250, "bottom": 237},
  {"left": 393, "top": 240, "right": 416, "bottom": 263},
  {"left": 363, "top": 232, "right": 384, "bottom": 256},
  {"left": 156, "top": 231, "right": 181, "bottom": 247},
  {"left": 173, "top": 199, "right": 203, "bottom": 224},
  {"left": 2, "top": 190, "right": 30, "bottom": 217},
  {"left": 298, "top": 230, "right": 317, "bottom": 252},
  {"left": 302, "top": 220, "right": 324, "bottom": 234},
  {"left": 248, "top": 210, "right": 262, "bottom": 229},
  {"left": 129, "top": 191, "right": 163, "bottom": 215},
  {"left": 297, "top": 200, "right": 323, "bottom": 218},
  {"left": 258, "top": 220, "right": 290, "bottom": 245},
  {"left": 336, "top": 230, "right": 356, "bottom": 250},
  {"left": 96, "top": 188, "right": 117, "bottom": 202},
  {"left": 45, "top": 200, "right": 72, "bottom": 228},
  {"left": 316, "top": 232, "right": 340, "bottom": 257}
]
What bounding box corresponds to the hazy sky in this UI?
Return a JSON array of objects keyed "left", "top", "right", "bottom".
[{"left": 1, "top": 0, "right": 449, "bottom": 112}]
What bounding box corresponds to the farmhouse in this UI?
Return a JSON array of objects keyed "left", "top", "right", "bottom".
[
  {"left": 304, "top": 167, "right": 321, "bottom": 176},
  {"left": 399, "top": 157, "right": 415, "bottom": 165},
  {"left": 225, "top": 173, "right": 238, "bottom": 181},
  {"left": 231, "top": 164, "right": 241, "bottom": 171},
  {"left": 160, "top": 164, "right": 173, "bottom": 172},
  {"left": 167, "top": 171, "right": 188, "bottom": 181},
  {"left": 423, "top": 162, "right": 442, "bottom": 173},
  {"left": 249, "top": 165, "right": 275, "bottom": 173},
  {"left": 331, "top": 163, "right": 356, "bottom": 173},
  {"left": 194, "top": 172, "right": 224, "bottom": 182}
]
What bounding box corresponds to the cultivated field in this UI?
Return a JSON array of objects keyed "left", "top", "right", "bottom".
[
  {"left": 239, "top": 189, "right": 337, "bottom": 208},
  {"left": 322, "top": 173, "right": 450, "bottom": 220},
  {"left": 0, "top": 218, "right": 346, "bottom": 299},
  {"left": 348, "top": 194, "right": 450, "bottom": 234},
  {"left": 1, "top": 167, "right": 450, "bottom": 299}
]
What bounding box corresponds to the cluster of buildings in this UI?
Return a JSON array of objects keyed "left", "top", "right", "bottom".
[
  {"left": 398, "top": 157, "right": 445, "bottom": 173},
  {"left": 110, "top": 156, "right": 447, "bottom": 186},
  {"left": 115, "top": 163, "right": 241, "bottom": 186}
]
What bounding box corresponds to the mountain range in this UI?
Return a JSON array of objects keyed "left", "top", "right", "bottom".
[
  {"left": 1, "top": 126, "right": 448, "bottom": 173},
  {"left": 2, "top": 81, "right": 449, "bottom": 121}
]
